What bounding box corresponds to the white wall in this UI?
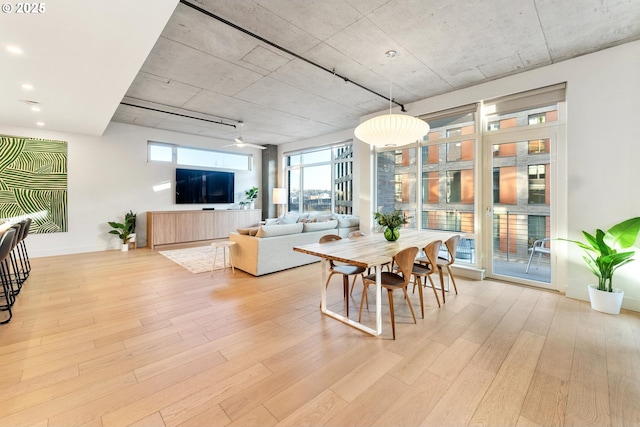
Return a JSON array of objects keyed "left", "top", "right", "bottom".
[
  {"left": 281, "top": 40, "right": 640, "bottom": 310},
  {"left": 0, "top": 122, "right": 262, "bottom": 257}
]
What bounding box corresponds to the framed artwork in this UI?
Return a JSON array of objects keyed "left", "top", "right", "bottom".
[{"left": 0, "top": 135, "right": 68, "bottom": 233}]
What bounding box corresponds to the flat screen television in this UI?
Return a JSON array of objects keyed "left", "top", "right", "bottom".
[{"left": 175, "top": 168, "right": 234, "bottom": 204}]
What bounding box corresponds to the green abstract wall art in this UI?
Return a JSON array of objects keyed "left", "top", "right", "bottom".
[{"left": 0, "top": 135, "right": 68, "bottom": 233}]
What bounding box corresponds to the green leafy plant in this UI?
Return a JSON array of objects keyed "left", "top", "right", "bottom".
[
  {"left": 561, "top": 217, "right": 640, "bottom": 292},
  {"left": 374, "top": 210, "right": 409, "bottom": 230},
  {"left": 108, "top": 221, "right": 132, "bottom": 244},
  {"left": 124, "top": 210, "right": 137, "bottom": 234},
  {"left": 245, "top": 187, "right": 259, "bottom": 202},
  {"left": 108, "top": 211, "right": 137, "bottom": 244}
]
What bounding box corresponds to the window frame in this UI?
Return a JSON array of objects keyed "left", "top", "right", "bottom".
[{"left": 147, "top": 141, "right": 253, "bottom": 172}]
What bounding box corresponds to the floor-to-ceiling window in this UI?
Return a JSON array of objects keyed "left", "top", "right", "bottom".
[
  {"left": 372, "top": 84, "right": 566, "bottom": 286},
  {"left": 285, "top": 142, "right": 354, "bottom": 215},
  {"left": 419, "top": 107, "right": 478, "bottom": 264}
]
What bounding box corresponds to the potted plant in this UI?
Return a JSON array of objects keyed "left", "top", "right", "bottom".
[
  {"left": 125, "top": 210, "right": 137, "bottom": 246},
  {"left": 374, "top": 210, "right": 408, "bottom": 241},
  {"left": 244, "top": 186, "right": 259, "bottom": 209},
  {"left": 108, "top": 211, "right": 137, "bottom": 252},
  {"left": 562, "top": 216, "right": 640, "bottom": 314}
]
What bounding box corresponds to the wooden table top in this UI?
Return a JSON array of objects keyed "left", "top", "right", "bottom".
[{"left": 293, "top": 229, "right": 458, "bottom": 269}]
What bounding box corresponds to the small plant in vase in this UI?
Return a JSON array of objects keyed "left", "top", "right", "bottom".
[
  {"left": 374, "top": 210, "right": 408, "bottom": 241},
  {"left": 244, "top": 186, "right": 259, "bottom": 209}
]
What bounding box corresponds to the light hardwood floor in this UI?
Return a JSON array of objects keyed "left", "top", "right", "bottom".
[{"left": 1, "top": 247, "right": 639, "bottom": 426}]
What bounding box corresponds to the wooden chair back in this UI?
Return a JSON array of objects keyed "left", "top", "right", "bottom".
[
  {"left": 442, "top": 235, "right": 461, "bottom": 265},
  {"left": 393, "top": 246, "right": 419, "bottom": 287},
  {"left": 319, "top": 234, "right": 341, "bottom": 244},
  {"left": 422, "top": 240, "right": 442, "bottom": 272}
]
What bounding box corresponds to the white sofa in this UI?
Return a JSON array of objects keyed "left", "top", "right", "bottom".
[{"left": 229, "top": 214, "right": 359, "bottom": 276}]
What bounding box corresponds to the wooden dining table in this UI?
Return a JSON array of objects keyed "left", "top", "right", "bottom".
[{"left": 294, "top": 228, "right": 456, "bottom": 336}]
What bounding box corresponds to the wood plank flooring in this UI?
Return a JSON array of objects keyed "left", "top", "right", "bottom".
[{"left": 1, "top": 247, "right": 639, "bottom": 426}]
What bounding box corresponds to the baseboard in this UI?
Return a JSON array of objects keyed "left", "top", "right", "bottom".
[{"left": 451, "top": 264, "right": 485, "bottom": 281}]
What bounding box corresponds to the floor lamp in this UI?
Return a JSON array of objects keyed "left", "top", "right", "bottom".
[{"left": 273, "top": 188, "right": 287, "bottom": 217}]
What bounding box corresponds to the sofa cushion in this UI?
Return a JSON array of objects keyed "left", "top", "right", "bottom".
[
  {"left": 277, "top": 213, "right": 300, "bottom": 225},
  {"left": 256, "top": 222, "right": 303, "bottom": 237},
  {"left": 303, "top": 219, "right": 338, "bottom": 232},
  {"left": 337, "top": 217, "right": 360, "bottom": 228}
]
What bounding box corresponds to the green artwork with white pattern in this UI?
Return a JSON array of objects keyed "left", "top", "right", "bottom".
[{"left": 0, "top": 135, "right": 67, "bottom": 233}]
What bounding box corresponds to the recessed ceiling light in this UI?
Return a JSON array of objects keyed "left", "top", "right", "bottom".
[
  {"left": 31, "top": 106, "right": 41, "bottom": 112},
  {"left": 6, "top": 46, "right": 23, "bottom": 55},
  {"left": 21, "top": 83, "right": 34, "bottom": 90},
  {"left": 36, "top": 122, "right": 45, "bottom": 126}
]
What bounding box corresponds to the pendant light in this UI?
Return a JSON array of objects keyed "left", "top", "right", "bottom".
[{"left": 354, "top": 50, "right": 430, "bottom": 147}]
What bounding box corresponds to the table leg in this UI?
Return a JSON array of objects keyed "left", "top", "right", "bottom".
[
  {"left": 320, "top": 258, "right": 327, "bottom": 312},
  {"left": 375, "top": 264, "right": 382, "bottom": 335}
]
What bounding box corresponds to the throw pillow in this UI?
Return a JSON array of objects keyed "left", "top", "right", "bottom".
[{"left": 281, "top": 213, "right": 300, "bottom": 224}]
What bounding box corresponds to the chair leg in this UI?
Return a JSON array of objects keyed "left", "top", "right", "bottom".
[
  {"left": 402, "top": 288, "right": 417, "bottom": 324},
  {"left": 360, "top": 274, "right": 368, "bottom": 309},
  {"left": 358, "top": 282, "right": 369, "bottom": 322},
  {"left": 412, "top": 275, "right": 421, "bottom": 294},
  {"left": 342, "top": 274, "right": 349, "bottom": 318},
  {"left": 437, "top": 267, "right": 446, "bottom": 303},
  {"left": 387, "top": 289, "right": 395, "bottom": 340},
  {"left": 416, "top": 277, "right": 424, "bottom": 318},
  {"left": 427, "top": 275, "right": 441, "bottom": 307},
  {"left": 447, "top": 265, "right": 458, "bottom": 294},
  {"left": 526, "top": 249, "right": 535, "bottom": 273}
]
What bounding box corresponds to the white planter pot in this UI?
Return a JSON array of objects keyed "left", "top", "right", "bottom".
[
  {"left": 588, "top": 285, "right": 624, "bottom": 314},
  {"left": 121, "top": 243, "right": 129, "bottom": 252}
]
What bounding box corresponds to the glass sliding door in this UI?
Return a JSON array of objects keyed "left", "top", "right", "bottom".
[{"left": 483, "top": 105, "right": 558, "bottom": 288}]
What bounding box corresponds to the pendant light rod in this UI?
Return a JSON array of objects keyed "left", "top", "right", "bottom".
[{"left": 179, "top": 0, "right": 406, "bottom": 112}]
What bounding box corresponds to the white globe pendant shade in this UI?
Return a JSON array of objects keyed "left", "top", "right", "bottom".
[{"left": 354, "top": 113, "right": 430, "bottom": 147}]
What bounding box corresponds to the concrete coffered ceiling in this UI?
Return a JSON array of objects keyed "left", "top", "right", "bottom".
[{"left": 2, "top": 0, "right": 639, "bottom": 145}]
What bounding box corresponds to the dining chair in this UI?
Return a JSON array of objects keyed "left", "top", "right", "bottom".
[
  {"left": 358, "top": 246, "right": 419, "bottom": 340},
  {"left": 411, "top": 240, "right": 442, "bottom": 314},
  {"left": 435, "top": 235, "right": 461, "bottom": 302},
  {"left": 319, "top": 234, "right": 367, "bottom": 317}
]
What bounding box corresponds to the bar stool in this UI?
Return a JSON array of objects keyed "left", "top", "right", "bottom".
[
  {"left": 211, "top": 240, "right": 236, "bottom": 274},
  {"left": 0, "top": 228, "right": 17, "bottom": 324}
]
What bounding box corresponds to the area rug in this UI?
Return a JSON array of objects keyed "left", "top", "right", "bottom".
[{"left": 159, "top": 246, "right": 230, "bottom": 274}]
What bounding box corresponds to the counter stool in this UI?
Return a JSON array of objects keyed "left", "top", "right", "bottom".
[{"left": 211, "top": 240, "right": 235, "bottom": 274}]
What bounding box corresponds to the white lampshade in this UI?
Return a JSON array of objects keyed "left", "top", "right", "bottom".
[
  {"left": 354, "top": 113, "right": 430, "bottom": 147},
  {"left": 273, "top": 188, "right": 287, "bottom": 205}
]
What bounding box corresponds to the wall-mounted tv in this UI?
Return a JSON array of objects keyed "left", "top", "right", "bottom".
[{"left": 175, "top": 168, "right": 234, "bottom": 204}]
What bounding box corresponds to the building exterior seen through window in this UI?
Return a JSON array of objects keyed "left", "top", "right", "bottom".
[
  {"left": 285, "top": 143, "right": 354, "bottom": 215},
  {"left": 375, "top": 103, "right": 557, "bottom": 270}
]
